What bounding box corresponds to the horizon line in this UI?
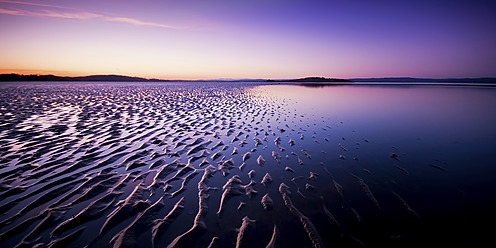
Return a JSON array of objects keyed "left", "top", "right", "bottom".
[{"left": 1, "top": 72, "right": 496, "bottom": 82}]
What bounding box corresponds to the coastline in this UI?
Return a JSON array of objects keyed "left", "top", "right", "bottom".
[{"left": 1, "top": 73, "right": 495, "bottom": 86}]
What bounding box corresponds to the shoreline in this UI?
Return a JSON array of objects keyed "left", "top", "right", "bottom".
[{"left": 1, "top": 78, "right": 496, "bottom": 89}]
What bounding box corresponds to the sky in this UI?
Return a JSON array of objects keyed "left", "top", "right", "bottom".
[{"left": 0, "top": 0, "right": 495, "bottom": 80}]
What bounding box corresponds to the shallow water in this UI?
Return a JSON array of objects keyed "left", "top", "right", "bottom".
[{"left": 0, "top": 82, "right": 495, "bottom": 247}]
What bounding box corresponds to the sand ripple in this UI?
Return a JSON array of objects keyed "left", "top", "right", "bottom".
[{"left": 0, "top": 82, "right": 473, "bottom": 247}]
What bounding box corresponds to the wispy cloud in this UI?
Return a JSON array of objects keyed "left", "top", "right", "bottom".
[
  {"left": 0, "top": 0, "right": 183, "bottom": 29},
  {"left": 103, "top": 17, "right": 179, "bottom": 29},
  {"left": 0, "top": 0, "right": 80, "bottom": 10},
  {"left": 0, "top": 8, "right": 102, "bottom": 19}
]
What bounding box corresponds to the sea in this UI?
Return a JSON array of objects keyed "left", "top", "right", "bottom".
[{"left": 0, "top": 81, "right": 495, "bottom": 247}]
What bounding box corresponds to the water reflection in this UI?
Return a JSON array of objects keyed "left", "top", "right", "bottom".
[
  {"left": 255, "top": 84, "right": 496, "bottom": 148},
  {"left": 252, "top": 84, "right": 496, "bottom": 245}
]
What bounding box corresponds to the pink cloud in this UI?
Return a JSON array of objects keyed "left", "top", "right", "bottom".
[
  {"left": 104, "top": 16, "right": 180, "bottom": 29},
  {"left": 0, "top": 0, "right": 78, "bottom": 10},
  {"left": 0, "top": 1, "right": 182, "bottom": 29},
  {"left": 0, "top": 7, "right": 101, "bottom": 19},
  {"left": 0, "top": 8, "right": 23, "bottom": 16}
]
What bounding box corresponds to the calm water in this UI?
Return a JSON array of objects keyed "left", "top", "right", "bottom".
[{"left": 0, "top": 82, "right": 495, "bottom": 247}]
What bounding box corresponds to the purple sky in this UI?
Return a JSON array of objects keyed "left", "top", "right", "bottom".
[{"left": 1, "top": 0, "right": 495, "bottom": 79}]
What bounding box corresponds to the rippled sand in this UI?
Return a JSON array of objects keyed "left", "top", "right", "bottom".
[{"left": 0, "top": 82, "right": 495, "bottom": 247}]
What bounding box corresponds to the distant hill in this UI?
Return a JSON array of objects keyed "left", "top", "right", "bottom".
[
  {"left": 0, "top": 73, "right": 168, "bottom": 82},
  {"left": 2, "top": 74, "right": 494, "bottom": 84},
  {"left": 0, "top": 74, "right": 351, "bottom": 83},
  {"left": 350, "top": 77, "right": 496, "bottom": 83},
  {"left": 267, "top": 77, "right": 352, "bottom": 83},
  {"left": 0, "top": 74, "right": 269, "bottom": 82}
]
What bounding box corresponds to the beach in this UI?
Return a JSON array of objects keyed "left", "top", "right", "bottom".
[{"left": 1, "top": 81, "right": 496, "bottom": 247}]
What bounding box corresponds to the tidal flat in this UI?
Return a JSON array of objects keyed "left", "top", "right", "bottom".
[{"left": 0, "top": 81, "right": 495, "bottom": 247}]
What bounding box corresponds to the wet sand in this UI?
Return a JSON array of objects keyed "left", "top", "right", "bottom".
[{"left": 0, "top": 82, "right": 496, "bottom": 247}]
